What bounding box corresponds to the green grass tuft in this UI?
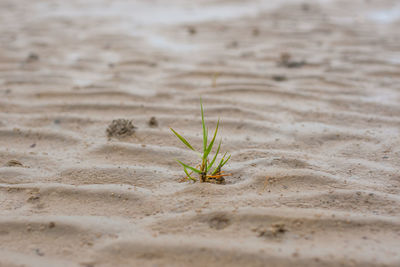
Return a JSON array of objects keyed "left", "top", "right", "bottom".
[{"left": 170, "top": 98, "right": 231, "bottom": 184}]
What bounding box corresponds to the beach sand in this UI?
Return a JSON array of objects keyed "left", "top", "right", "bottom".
[{"left": 1, "top": 0, "right": 400, "bottom": 266}]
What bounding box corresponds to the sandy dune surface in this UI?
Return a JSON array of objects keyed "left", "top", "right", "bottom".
[{"left": 1, "top": 0, "right": 400, "bottom": 266}]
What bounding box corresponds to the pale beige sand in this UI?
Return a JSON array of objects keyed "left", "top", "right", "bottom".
[{"left": 1, "top": 0, "right": 400, "bottom": 266}]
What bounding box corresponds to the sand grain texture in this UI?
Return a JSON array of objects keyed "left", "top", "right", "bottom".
[{"left": 1, "top": 0, "right": 400, "bottom": 266}]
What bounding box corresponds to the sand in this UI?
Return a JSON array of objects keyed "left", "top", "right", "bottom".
[{"left": 1, "top": 0, "right": 400, "bottom": 266}]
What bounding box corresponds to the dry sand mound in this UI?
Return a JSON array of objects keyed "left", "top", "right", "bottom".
[{"left": 1, "top": 0, "right": 400, "bottom": 266}]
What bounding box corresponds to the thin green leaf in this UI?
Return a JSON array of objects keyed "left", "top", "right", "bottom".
[
  {"left": 183, "top": 167, "right": 197, "bottom": 181},
  {"left": 207, "top": 139, "right": 221, "bottom": 172},
  {"left": 170, "top": 128, "right": 195, "bottom": 151},
  {"left": 200, "top": 98, "right": 207, "bottom": 153},
  {"left": 204, "top": 119, "right": 219, "bottom": 159},
  {"left": 205, "top": 127, "right": 209, "bottom": 154},
  {"left": 176, "top": 160, "right": 202, "bottom": 174},
  {"left": 221, "top": 154, "right": 231, "bottom": 168},
  {"left": 212, "top": 152, "right": 227, "bottom": 175}
]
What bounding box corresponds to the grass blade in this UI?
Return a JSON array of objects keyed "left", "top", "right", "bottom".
[
  {"left": 183, "top": 167, "right": 197, "bottom": 181},
  {"left": 212, "top": 152, "right": 227, "bottom": 175},
  {"left": 206, "top": 139, "right": 221, "bottom": 172},
  {"left": 221, "top": 154, "right": 231, "bottom": 168},
  {"left": 200, "top": 98, "right": 207, "bottom": 153},
  {"left": 204, "top": 119, "right": 219, "bottom": 159},
  {"left": 170, "top": 128, "right": 195, "bottom": 151},
  {"left": 176, "top": 160, "right": 202, "bottom": 174}
]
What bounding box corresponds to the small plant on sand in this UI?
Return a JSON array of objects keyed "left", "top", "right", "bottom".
[{"left": 170, "top": 98, "right": 231, "bottom": 184}]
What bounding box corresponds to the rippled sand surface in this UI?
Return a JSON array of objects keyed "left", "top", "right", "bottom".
[{"left": 1, "top": 0, "right": 400, "bottom": 266}]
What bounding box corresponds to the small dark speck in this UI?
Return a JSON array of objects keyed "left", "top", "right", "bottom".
[
  {"left": 272, "top": 75, "right": 287, "bottom": 82},
  {"left": 148, "top": 116, "right": 158, "bottom": 127},
  {"left": 226, "top": 41, "right": 238, "bottom": 48},
  {"left": 301, "top": 3, "right": 310, "bottom": 11},
  {"left": 382, "top": 156, "right": 389, "bottom": 159},
  {"left": 252, "top": 28, "right": 260, "bottom": 36},
  {"left": 54, "top": 119, "right": 61, "bottom": 124},
  {"left": 26, "top": 52, "right": 39, "bottom": 63},
  {"left": 30, "top": 143, "right": 36, "bottom": 148},
  {"left": 35, "top": 249, "right": 44, "bottom": 256},
  {"left": 187, "top": 26, "right": 197, "bottom": 35}
]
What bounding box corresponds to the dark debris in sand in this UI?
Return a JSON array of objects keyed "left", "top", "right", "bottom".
[
  {"left": 278, "top": 52, "right": 306, "bottom": 68},
  {"left": 5, "top": 160, "right": 24, "bottom": 167},
  {"left": 148, "top": 116, "right": 158, "bottom": 127},
  {"left": 106, "top": 119, "right": 136, "bottom": 138}
]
